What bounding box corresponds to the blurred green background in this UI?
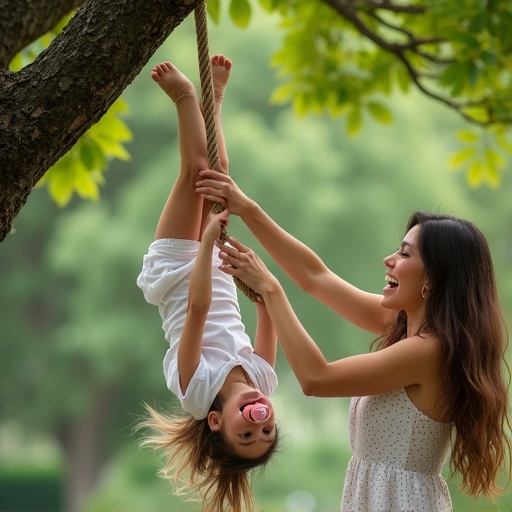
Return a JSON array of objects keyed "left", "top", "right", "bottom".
[{"left": 1, "top": 7, "right": 512, "bottom": 512}]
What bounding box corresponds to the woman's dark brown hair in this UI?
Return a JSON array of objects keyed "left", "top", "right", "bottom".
[{"left": 377, "top": 211, "right": 511, "bottom": 497}]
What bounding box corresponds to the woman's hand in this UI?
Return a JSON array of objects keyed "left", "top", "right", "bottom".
[
  {"left": 196, "top": 170, "right": 253, "bottom": 216},
  {"left": 216, "top": 236, "right": 279, "bottom": 296}
]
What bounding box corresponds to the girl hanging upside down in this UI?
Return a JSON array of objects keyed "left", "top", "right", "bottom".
[{"left": 136, "top": 55, "right": 279, "bottom": 512}]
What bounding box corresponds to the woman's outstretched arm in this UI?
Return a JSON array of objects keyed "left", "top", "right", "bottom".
[
  {"left": 198, "top": 170, "right": 392, "bottom": 335},
  {"left": 216, "top": 238, "right": 442, "bottom": 398}
]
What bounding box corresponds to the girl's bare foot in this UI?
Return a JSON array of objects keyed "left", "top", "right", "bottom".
[
  {"left": 211, "top": 54, "right": 232, "bottom": 105},
  {"left": 151, "top": 61, "right": 196, "bottom": 104}
]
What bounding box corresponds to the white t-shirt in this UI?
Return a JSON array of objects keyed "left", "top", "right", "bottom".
[{"left": 137, "top": 238, "right": 278, "bottom": 419}]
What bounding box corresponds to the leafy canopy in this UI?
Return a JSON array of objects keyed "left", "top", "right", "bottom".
[
  {"left": 13, "top": 0, "right": 512, "bottom": 203},
  {"left": 214, "top": 0, "right": 512, "bottom": 188}
]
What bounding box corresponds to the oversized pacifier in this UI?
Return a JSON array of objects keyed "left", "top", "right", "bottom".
[{"left": 240, "top": 400, "right": 270, "bottom": 423}]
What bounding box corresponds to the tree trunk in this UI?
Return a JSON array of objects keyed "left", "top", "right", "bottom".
[
  {"left": 57, "top": 383, "right": 119, "bottom": 512},
  {"left": 0, "top": 0, "right": 198, "bottom": 242}
]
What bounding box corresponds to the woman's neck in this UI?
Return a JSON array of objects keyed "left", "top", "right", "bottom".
[{"left": 405, "top": 308, "right": 427, "bottom": 338}]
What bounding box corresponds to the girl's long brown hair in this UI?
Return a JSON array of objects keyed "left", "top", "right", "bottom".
[
  {"left": 375, "top": 211, "right": 511, "bottom": 497},
  {"left": 136, "top": 396, "right": 278, "bottom": 512}
]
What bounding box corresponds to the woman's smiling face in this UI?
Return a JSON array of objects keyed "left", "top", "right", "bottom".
[{"left": 381, "top": 224, "right": 427, "bottom": 315}]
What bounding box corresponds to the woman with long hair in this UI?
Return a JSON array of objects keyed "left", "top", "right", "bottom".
[{"left": 196, "top": 172, "right": 511, "bottom": 511}]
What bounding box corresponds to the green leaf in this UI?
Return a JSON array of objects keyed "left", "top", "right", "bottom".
[
  {"left": 207, "top": 0, "right": 220, "bottom": 24},
  {"left": 293, "top": 93, "right": 312, "bottom": 117},
  {"left": 346, "top": 107, "right": 362, "bottom": 137},
  {"left": 450, "top": 30, "right": 480, "bottom": 49},
  {"left": 229, "top": 0, "right": 252, "bottom": 28},
  {"left": 468, "top": 12, "right": 487, "bottom": 34},
  {"left": 451, "top": 72, "right": 467, "bottom": 96},
  {"left": 9, "top": 53, "right": 23, "bottom": 72},
  {"left": 366, "top": 102, "right": 393, "bottom": 124},
  {"left": 457, "top": 130, "right": 479, "bottom": 143},
  {"left": 81, "top": 144, "right": 96, "bottom": 171},
  {"left": 91, "top": 115, "right": 132, "bottom": 143},
  {"left": 270, "top": 83, "right": 295, "bottom": 105},
  {"left": 438, "top": 63, "right": 460, "bottom": 87},
  {"left": 79, "top": 139, "right": 106, "bottom": 171},
  {"left": 484, "top": 148, "right": 506, "bottom": 169},
  {"left": 480, "top": 50, "right": 497, "bottom": 65},
  {"left": 449, "top": 147, "right": 476, "bottom": 169},
  {"left": 258, "top": 0, "right": 279, "bottom": 12},
  {"left": 466, "top": 61, "right": 479, "bottom": 89},
  {"left": 484, "top": 163, "right": 501, "bottom": 188},
  {"left": 467, "top": 160, "right": 483, "bottom": 188},
  {"left": 75, "top": 167, "right": 100, "bottom": 201},
  {"left": 327, "top": 90, "right": 350, "bottom": 116},
  {"left": 47, "top": 165, "right": 76, "bottom": 208},
  {"left": 88, "top": 139, "right": 107, "bottom": 169},
  {"left": 94, "top": 138, "right": 131, "bottom": 161},
  {"left": 461, "top": 106, "right": 489, "bottom": 124},
  {"left": 394, "top": 65, "right": 410, "bottom": 93},
  {"left": 108, "top": 98, "right": 130, "bottom": 116},
  {"left": 439, "top": 58, "right": 481, "bottom": 95},
  {"left": 496, "top": 134, "right": 512, "bottom": 153}
]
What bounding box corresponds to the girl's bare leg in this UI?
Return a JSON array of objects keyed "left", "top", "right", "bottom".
[
  {"left": 211, "top": 54, "right": 231, "bottom": 174},
  {"left": 152, "top": 61, "right": 209, "bottom": 241},
  {"left": 199, "top": 55, "right": 232, "bottom": 231}
]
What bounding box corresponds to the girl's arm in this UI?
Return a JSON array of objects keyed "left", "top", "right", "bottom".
[
  {"left": 177, "top": 210, "right": 228, "bottom": 393},
  {"left": 198, "top": 171, "right": 392, "bottom": 335},
  {"left": 253, "top": 301, "right": 277, "bottom": 368},
  {"left": 217, "top": 239, "right": 441, "bottom": 398}
]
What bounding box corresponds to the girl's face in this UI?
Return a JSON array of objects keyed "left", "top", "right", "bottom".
[
  {"left": 381, "top": 224, "right": 427, "bottom": 316},
  {"left": 208, "top": 390, "right": 276, "bottom": 459}
]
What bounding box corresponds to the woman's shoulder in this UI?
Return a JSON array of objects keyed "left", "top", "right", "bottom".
[
  {"left": 395, "top": 332, "right": 442, "bottom": 354},
  {"left": 387, "top": 334, "right": 444, "bottom": 384},
  {"left": 379, "top": 331, "right": 440, "bottom": 356},
  {"left": 398, "top": 334, "right": 448, "bottom": 421}
]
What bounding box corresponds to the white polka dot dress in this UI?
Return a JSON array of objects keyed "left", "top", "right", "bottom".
[{"left": 341, "top": 388, "right": 453, "bottom": 511}]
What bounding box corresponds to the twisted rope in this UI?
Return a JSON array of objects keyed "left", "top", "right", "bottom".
[{"left": 194, "top": 2, "right": 259, "bottom": 302}]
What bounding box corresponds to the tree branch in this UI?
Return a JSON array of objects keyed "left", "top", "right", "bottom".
[
  {"left": 0, "top": 0, "right": 86, "bottom": 69},
  {"left": 0, "top": 0, "right": 199, "bottom": 241},
  {"left": 364, "top": 10, "right": 444, "bottom": 48},
  {"left": 363, "top": 11, "right": 452, "bottom": 64}
]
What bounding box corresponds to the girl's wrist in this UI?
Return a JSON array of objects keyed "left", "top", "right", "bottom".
[{"left": 200, "top": 233, "right": 216, "bottom": 248}]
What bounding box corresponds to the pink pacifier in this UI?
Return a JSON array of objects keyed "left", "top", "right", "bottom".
[{"left": 240, "top": 400, "right": 270, "bottom": 423}]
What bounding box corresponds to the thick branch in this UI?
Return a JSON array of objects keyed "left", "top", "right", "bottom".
[
  {"left": 0, "top": 0, "right": 198, "bottom": 241},
  {"left": 0, "top": 0, "right": 86, "bottom": 69}
]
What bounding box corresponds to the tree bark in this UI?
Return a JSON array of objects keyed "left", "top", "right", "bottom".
[
  {"left": 0, "top": 0, "right": 86, "bottom": 68},
  {"left": 0, "top": 0, "right": 198, "bottom": 242}
]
